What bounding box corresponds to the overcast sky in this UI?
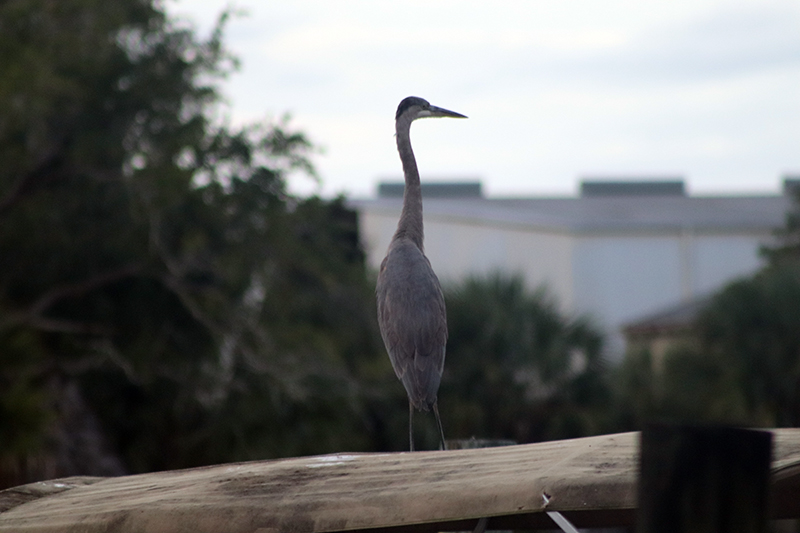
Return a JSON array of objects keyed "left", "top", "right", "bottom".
[{"left": 168, "top": 0, "right": 800, "bottom": 198}]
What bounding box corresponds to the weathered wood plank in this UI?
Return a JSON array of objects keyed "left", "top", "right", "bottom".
[
  {"left": 0, "top": 429, "right": 798, "bottom": 532},
  {"left": 0, "top": 477, "right": 104, "bottom": 513}
]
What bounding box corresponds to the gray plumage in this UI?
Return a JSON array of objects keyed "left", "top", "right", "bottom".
[{"left": 376, "top": 96, "right": 466, "bottom": 451}]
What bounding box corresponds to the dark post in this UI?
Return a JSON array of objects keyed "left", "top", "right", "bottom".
[{"left": 637, "top": 424, "right": 772, "bottom": 533}]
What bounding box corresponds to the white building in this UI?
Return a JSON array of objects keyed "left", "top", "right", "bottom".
[{"left": 351, "top": 180, "right": 794, "bottom": 357}]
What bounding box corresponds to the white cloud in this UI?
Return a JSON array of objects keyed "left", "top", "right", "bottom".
[{"left": 168, "top": 0, "right": 800, "bottom": 197}]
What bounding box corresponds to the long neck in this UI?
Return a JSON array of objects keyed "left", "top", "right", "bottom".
[{"left": 393, "top": 118, "right": 424, "bottom": 250}]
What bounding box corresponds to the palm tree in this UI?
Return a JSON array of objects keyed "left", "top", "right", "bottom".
[{"left": 438, "top": 274, "right": 608, "bottom": 444}]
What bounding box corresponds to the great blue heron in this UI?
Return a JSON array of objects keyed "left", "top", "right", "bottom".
[{"left": 376, "top": 96, "right": 467, "bottom": 451}]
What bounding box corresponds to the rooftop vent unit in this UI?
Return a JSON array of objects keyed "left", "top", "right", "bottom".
[
  {"left": 377, "top": 181, "right": 483, "bottom": 199},
  {"left": 783, "top": 177, "right": 800, "bottom": 196},
  {"left": 580, "top": 179, "right": 686, "bottom": 197}
]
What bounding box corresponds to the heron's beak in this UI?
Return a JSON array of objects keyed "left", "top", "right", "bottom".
[{"left": 423, "top": 105, "right": 468, "bottom": 119}]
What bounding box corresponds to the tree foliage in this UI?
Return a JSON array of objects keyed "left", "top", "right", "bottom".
[
  {"left": 439, "top": 275, "right": 609, "bottom": 445},
  {"left": 614, "top": 194, "right": 800, "bottom": 430},
  {"left": 698, "top": 263, "right": 800, "bottom": 426},
  {"left": 613, "top": 344, "right": 750, "bottom": 428},
  {"left": 0, "top": 0, "right": 385, "bottom": 486},
  {"left": 762, "top": 187, "right": 800, "bottom": 265},
  {"left": 0, "top": 0, "right": 623, "bottom": 488}
]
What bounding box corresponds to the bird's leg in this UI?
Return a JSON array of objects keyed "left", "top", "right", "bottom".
[
  {"left": 408, "top": 400, "right": 415, "bottom": 452},
  {"left": 433, "top": 401, "right": 446, "bottom": 451}
]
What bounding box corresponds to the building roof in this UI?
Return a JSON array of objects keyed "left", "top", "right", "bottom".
[
  {"left": 352, "top": 193, "right": 791, "bottom": 234},
  {"left": 621, "top": 295, "right": 711, "bottom": 337}
]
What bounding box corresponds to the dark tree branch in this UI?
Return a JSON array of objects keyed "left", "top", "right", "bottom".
[
  {"left": 28, "top": 264, "right": 143, "bottom": 317},
  {"left": 0, "top": 152, "right": 65, "bottom": 217},
  {"left": 0, "top": 264, "right": 143, "bottom": 332},
  {"left": 25, "top": 317, "right": 112, "bottom": 336}
]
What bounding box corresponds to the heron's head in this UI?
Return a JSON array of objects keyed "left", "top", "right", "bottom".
[{"left": 395, "top": 96, "right": 467, "bottom": 123}]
